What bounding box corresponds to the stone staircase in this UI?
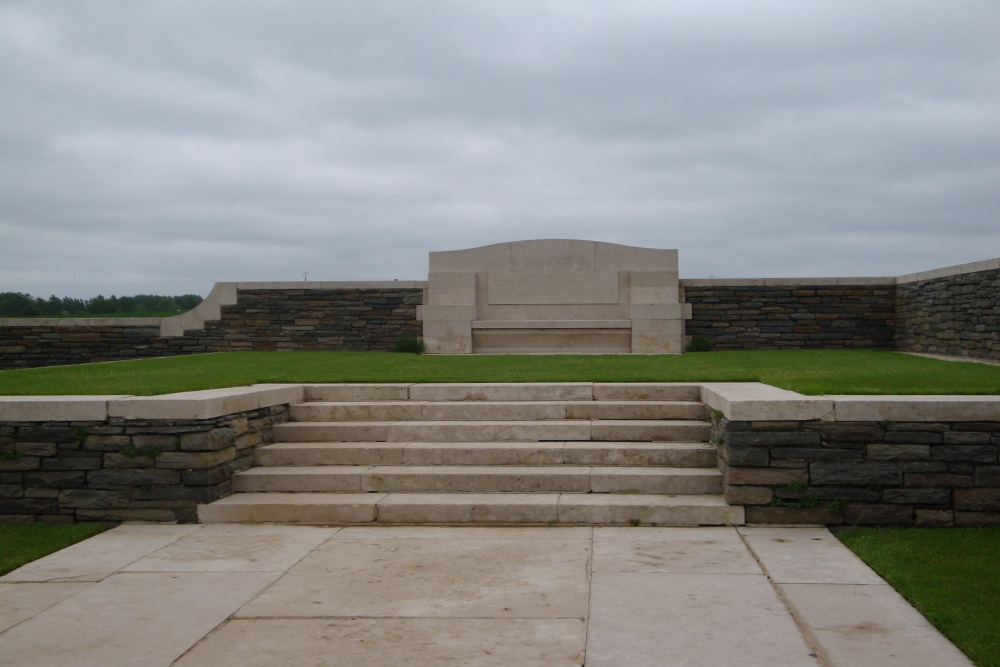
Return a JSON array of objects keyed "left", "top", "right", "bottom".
[{"left": 198, "top": 383, "right": 745, "bottom": 526}]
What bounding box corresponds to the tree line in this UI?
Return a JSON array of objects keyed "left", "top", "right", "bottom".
[{"left": 0, "top": 292, "right": 203, "bottom": 317}]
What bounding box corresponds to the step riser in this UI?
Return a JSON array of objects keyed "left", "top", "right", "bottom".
[
  {"left": 233, "top": 470, "right": 722, "bottom": 495},
  {"left": 198, "top": 494, "right": 744, "bottom": 526},
  {"left": 272, "top": 422, "right": 712, "bottom": 443},
  {"left": 301, "top": 383, "right": 704, "bottom": 402},
  {"left": 256, "top": 443, "right": 718, "bottom": 468},
  {"left": 289, "top": 401, "right": 707, "bottom": 422}
]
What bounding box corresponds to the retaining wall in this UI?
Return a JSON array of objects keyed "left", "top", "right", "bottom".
[
  {"left": 0, "top": 386, "right": 299, "bottom": 522},
  {"left": 0, "top": 282, "right": 424, "bottom": 369},
  {"left": 682, "top": 279, "right": 896, "bottom": 350},
  {"left": 895, "top": 259, "right": 1000, "bottom": 362},
  {"left": 704, "top": 384, "right": 1000, "bottom": 526}
]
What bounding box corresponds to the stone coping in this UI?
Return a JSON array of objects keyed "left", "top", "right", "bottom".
[
  {"left": 471, "top": 320, "right": 632, "bottom": 329},
  {"left": 681, "top": 255, "right": 1000, "bottom": 287},
  {"left": 896, "top": 256, "right": 1000, "bottom": 284},
  {"left": 1, "top": 382, "right": 999, "bottom": 423},
  {"left": 680, "top": 277, "right": 893, "bottom": 287}
]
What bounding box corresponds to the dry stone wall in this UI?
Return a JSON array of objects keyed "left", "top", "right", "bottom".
[
  {"left": 0, "top": 406, "right": 288, "bottom": 523},
  {"left": 712, "top": 414, "right": 1000, "bottom": 526},
  {"left": 0, "top": 287, "right": 423, "bottom": 369},
  {"left": 896, "top": 266, "right": 1000, "bottom": 361},
  {"left": 682, "top": 281, "right": 896, "bottom": 350}
]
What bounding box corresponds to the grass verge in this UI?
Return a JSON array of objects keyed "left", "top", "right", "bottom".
[
  {"left": 837, "top": 527, "right": 1000, "bottom": 667},
  {"left": 0, "top": 523, "right": 113, "bottom": 576},
  {"left": 1, "top": 349, "right": 999, "bottom": 396}
]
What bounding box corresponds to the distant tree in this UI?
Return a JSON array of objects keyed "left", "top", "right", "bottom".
[{"left": 0, "top": 292, "right": 203, "bottom": 317}]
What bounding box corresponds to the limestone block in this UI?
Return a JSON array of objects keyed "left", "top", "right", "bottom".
[
  {"left": 700, "top": 382, "right": 834, "bottom": 421},
  {"left": 631, "top": 319, "right": 683, "bottom": 354},
  {"left": 831, "top": 396, "right": 1000, "bottom": 422},
  {"left": 487, "top": 271, "right": 619, "bottom": 305},
  {"left": 426, "top": 288, "right": 476, "bottom": 306},
  {"left": 427, "top": 271, "right": 476, "bottom": 290},
  {"left": 630, "top": 287, "right": 680, "bottom": 304},
  {"left": 419, "top": 305, "right": 477, "bottom": 321},
  {"left": 422, "top": 320, "right": 473, "bottom": 354},
  {"left": 630, "top": 271, "right": 680, "bottom": 288},
  {"left": 594, "top": 243, "right": 677, "bottom": 271},
  {"left": 509, "top": 239, "right": 596, "bottom": 272},
  {"left": 0, "top": 397, "right": 126, "bottom": 422},
  {"left": 429, "top": 244, "right": 512, "bottom": 272},
  {"left": 629, "top": 303, "right": 687, "bottom": 320}
]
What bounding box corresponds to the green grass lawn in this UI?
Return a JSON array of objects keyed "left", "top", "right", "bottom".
[
  {"left": 0, "top": 349, "right": 999, "bottom": 396},
  {"left": 838, "top": 527, "right": 1000, "bottom": 667},
  {"left": 0, "top": 523, "right": 112, "bottom": 576}
]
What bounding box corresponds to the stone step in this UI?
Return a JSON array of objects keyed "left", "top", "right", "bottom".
[
  {"left": 256, "top": 441, "right": 718, "bottom": 467},
  {"left": 197, "top": 492, "right": 744, "bottom": 526},
  {"left": 300, "top": 382, "right": 704, "bottom": 403},
  {"left": 272, "top": 420, "right": 712, "bottom": 443},
  {"left": 232, "top": 465, "right": 723, "bottom": 494},
  {"left": 289, "top": 400, "right": 707, "bottom": 422}
]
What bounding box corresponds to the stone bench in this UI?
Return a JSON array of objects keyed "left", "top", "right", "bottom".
[{"left": 420, "top": 240, "right": 690, "bottom": 354}]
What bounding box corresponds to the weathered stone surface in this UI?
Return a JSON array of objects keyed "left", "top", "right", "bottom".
[
  {"left": 87, "top": 469, "right": 181, "bottom": 487},
  {"left": 724, "top": 431, "right": 821, "bottom": 447},
  {"left": 724, "top": 485, "right": 773, "bottom": 505},
  {"left": 180, "top": 429, "right": 234, "bottom": 452},
  {"left": 725, "top": 468, "right": 807, "bottom": 485},
  {"left": 975, "top": 466, "right": 1000, "bottom": 486},
  {"left": 58, "top": 489, "right": 131, "bottom": 509},
  {"left": 771, "top": 448, "right": 861, "bottom": 462},
  {"left": 866, "top": 444, "right": 930, "bottom": 461},
  {"left": 915, "top": 509, "right": 954, "bottom": 527},
  {"left": 954, "top": 488, "right": 1000, "bottom": 512},
  {"left": 880, "top": 488, "right": 950, "bottom": 505},
  {"left": 156, "top": 449, "right": 235, "bottom": 470},
  {"left": 722, "top": 446, "right": 769, "bottom": 466},
  {"left": 83, "top": 435, "right": 131, "bottom": 451},
  {"left": 931, "top": 445, "right": 997, "bottom": 463},
  {"left": 815, "top": 422, "right": 885, "bottom": 443},
  {"left": 23, "top": 471, "right": 86, "bottom": 489},
  {"left": 811, "top": 463, "right": 901, "bottom": 486}
]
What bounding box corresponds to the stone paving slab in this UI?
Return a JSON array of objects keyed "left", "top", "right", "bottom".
[
  {"left": 779, "top": 583, "right": 973, "bottom": 666},
  {"left": 738, "top": 526, "right": 886, "bottom": 584},
  {"left": 174, "top": 618, "right": 586, "bottom": 666},
  {"left": 235, "top": 535, "right": 591, "bottom": 619},
  {"left": 121, "top": 524, "right": 338, "bottom": 573},
  {"left": 0, "top": 572, "right": 278, "bottom": 667},
  {"left": 0, "top": 524, "right": 200, "bottom": 583},
  {"left": 0, "top": 523, "right": 975, "bottom": 666},
  {"left": 586, "top": 572, "right": 820, "bottom": 666},
  {"left": 592, "top": 526, "right": 762, "bottom": 574},
  {"left": 0, "top": 582, "right": 93, "bottom": 633}
]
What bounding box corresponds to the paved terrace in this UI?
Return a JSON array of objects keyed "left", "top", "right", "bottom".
[{"left": 0, "top": 524, "right": 970, "bottom": 666}]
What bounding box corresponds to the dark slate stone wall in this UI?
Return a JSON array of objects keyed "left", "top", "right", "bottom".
[
  {"left": 0, "top": 288, "right": 424, "bottom": 369},
  {"left": 683, "top": 283, "right": 897, "bottom": 350},
  {"left": 0, "top": 406, "right": 287, "bottom": 523},
  {"left": 710, "top": 414, "right": 1000, "bottom": 526},
  {"left": 193, "top": 288, "right": 423, "bottom": 352},
  {"left": 896, "top": 268, "right": 1000, "bottom": 362}
]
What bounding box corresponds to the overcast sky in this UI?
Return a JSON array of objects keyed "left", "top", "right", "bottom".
[{"left": 1, "top": 1, "right": 998, "bottom": 299}]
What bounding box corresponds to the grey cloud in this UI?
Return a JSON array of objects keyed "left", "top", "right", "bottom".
[{"left": 1, "top": 1, "right": 997, "bottom": 298}]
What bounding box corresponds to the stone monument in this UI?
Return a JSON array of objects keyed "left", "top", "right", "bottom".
[{"left": 418, "top": 240, "right": 690, "bottom": 354}]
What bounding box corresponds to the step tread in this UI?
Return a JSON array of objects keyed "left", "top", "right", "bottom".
[
  {"left": 277, "top": 419, "right": 710, "bottom": 427},
  {"left": 205, "top": 492, "right": 732, "bottom": 506},
  {"left": 238, "top": 465, "right": 722, "bottom": 476},
  {"left": 259, "top": 440, "right": 715, "bottom": 449}
]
